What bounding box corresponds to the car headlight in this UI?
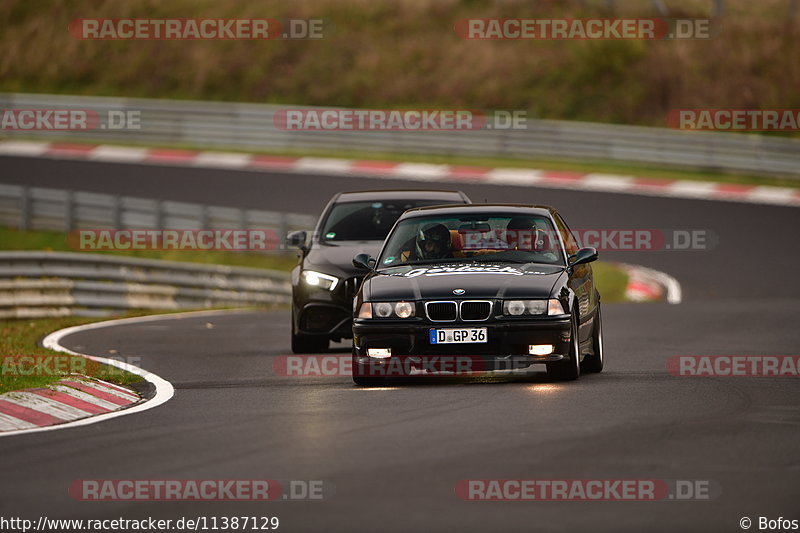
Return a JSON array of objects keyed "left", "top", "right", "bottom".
[
  {"left": 301, "top": 270, "right": 339, "bottom": 291},
  {"left": 356, "top": 301, "right": 415, "bottom": 319},
  {"left": 502, "top": 299, "right": 561, "bottom": 316}
]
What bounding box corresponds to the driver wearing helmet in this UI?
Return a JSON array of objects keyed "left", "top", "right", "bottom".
[{"left": 400, "top": 223, "right": 453, "bottom": 262}]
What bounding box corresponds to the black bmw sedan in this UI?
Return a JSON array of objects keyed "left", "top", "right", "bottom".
[
  {"left": 287, "top": 189, "right": 470, "bottom": 353},
  {"left": 351, "top": 204, "right": 603, "bottom": 384}
]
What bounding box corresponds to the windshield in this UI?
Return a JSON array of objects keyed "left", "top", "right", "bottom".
[
  {"left": 320, "top": 200, "right": 456, "bottom": 242},
  {"left": 378, "top": 213, "right": 565, "bottom": 267}
]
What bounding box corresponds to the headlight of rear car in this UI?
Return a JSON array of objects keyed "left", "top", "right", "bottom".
[
  {"left": 502, "top": 299, "right": 564, "bottom": 316},
  {"left": 357, "top": 301, "right": 415, "bottom": 319},
  {"left": 301, "top": 270, "right": 339, "bottom": 291}
]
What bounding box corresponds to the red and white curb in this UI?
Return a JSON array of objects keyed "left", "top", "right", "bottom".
[
  {"left": 0, "top": 312, "right": 210, "bottom": 437},
  {"left": 0, "top": 377, "right": 140, "bottom": 431},
  {"left": 621, "top": 263, "right": 682, "bottom": 304},
  {"left": 1, "top": 140, "right": 798, "bottom": 208}
]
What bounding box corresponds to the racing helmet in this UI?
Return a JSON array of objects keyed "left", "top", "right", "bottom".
[
  {"left": 415, "top": 223, "right": 452, "bottom": 259},
  {"left": 505, "top": 216, "right": 541, "bottom": 251}
]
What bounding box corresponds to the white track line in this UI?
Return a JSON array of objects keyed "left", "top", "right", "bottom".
[
  {"left": 88, "top": 145, "right": 149, "bottom": 162},
  {"left": 0, "top": 311, "right": 254, "bottom": 437},
  {"left": 193, "top": 151, "right": 252, "bottom": 168},
  {"left": 0, "top": 140, "right": 50, "bottom": 156},
  {"left": 393, "top": 163, "right": 451, "bottom": 181},
  {"left": 0, "top": 309, "right": 258, "bottom": 437}
]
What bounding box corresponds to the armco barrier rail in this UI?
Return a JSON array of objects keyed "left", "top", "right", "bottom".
[
  {"left": 0, "top": 183, "right": 317, "bottom": 247},
  {"left": 0, "top": 251, "right": 291, "bottom": 318},
  {"left": 1, "top": 93, "right": 798, "bottom": 177}
]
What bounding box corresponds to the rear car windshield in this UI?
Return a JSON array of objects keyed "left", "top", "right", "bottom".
[
  {"left": 378, "top": 213, "right": 565, "bottom": 266},
  {"left": 320, "top": 200, "right": 458, "bottom": 242}
]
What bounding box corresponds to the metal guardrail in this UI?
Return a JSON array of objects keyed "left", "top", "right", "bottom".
[
  {"left": 0, "top": 183, "right": 317, "bottom": 247},
  {"left": 0, "top": 251, "right": 291, "bottom": 318},
  {"left": 1, "top": 92, "right": 798, "bottom": 177}
]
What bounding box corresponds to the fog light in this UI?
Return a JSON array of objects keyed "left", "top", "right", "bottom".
[
  {"left": 529, "top": 344, "right": 555, "bottom": 356},
  {"left": 367, "top": 348, "right": 392, "bottom": 358}
]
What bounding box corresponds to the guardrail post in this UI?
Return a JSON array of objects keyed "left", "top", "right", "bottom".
[
  {"left": 113, "top": 195, "right": 123, "bottom": 229},
  {"left": 65, "top": 190, "right": 75, "bottom": 232},
  {"left": 200, "top": 205, "right": 209, "bottom": 230},
  {"left": 278, "top": 213, "right": 288, "bottom": 250},
  {"left": 155, "top": 200, "right": 164, "bottom": 230},
  {"left": 19, "top": 186, "right": 31, "bottom": 231}
]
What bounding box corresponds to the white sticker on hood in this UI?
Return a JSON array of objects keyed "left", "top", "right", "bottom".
[{"left": 403, "top": 265, "right": 530, "bottom": 277}]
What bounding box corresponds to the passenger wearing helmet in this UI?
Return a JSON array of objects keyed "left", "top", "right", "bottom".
[
  {"left": 504, "top": 216, "right": 538, "bottom": 250},
  {"left": 504, "top": 217, "right": 559, "bottom": 262}
]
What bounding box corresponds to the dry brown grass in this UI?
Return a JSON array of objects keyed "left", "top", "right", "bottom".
[{"left": 0, "top": 0, "right": 797, "bottom": 127}]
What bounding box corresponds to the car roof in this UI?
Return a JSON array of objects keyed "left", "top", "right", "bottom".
[
  {"left": 398, "top": 203, "right": 558, "bottom": 218},
  {"left": 334, "top": 190, "right": 469, "bottom": 203}
]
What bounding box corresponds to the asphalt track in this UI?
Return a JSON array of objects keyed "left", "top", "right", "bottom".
[{"left": 1, "top": 155, "right": 799, "bottom": 532}]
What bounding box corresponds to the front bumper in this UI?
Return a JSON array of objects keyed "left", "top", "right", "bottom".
[
  {"left": 293, "top": 275, "right": 363, "bottom": 339},
  {"left": 353, "top": 317, "right": 572, "bottom": 376}
]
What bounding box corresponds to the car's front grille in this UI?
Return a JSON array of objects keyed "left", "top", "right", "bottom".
[
  {"left": 460, "top": 300, "right": 492, "bottom": 321},
  {"left": 301, "top": 305, "right": 348, "bottom": 332},
  {"left": 425, "top": 301, "right": 458, "bottom": 322}
]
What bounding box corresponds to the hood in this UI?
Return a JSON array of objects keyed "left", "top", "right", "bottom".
[
  {"left": 304, "top": 240, "right": 383, "bottom": 279},
  {"left": 365, "top": 263, "right": 566, "bottom": 300}
]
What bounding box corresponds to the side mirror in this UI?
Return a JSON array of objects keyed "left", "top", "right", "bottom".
[
  {"left": 353, "top": 253, "right": 374, "bottom": 271},
  {"left": 569, "top": 247, "right": 598, "bottom": 267},
  {"left": 286, "top": 230, "right": 307, "bottom": 251}
]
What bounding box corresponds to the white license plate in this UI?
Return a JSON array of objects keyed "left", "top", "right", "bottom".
[{"left": 429, "top": 328, "right": 487, "bottom": 344}]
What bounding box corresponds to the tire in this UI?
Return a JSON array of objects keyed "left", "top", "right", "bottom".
[
  {"left": 547, "top": 310, "right": 581, "bottom": 381},
  {"left": 581, "top": 305, "right": 604, "bottom": 373},
  {"left": 291, "top": 331, "right": 329, "bottom": 354}
]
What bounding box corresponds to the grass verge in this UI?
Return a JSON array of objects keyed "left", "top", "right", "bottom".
[
  {"left": 0, "top": 316, "right": 141, "bottom": 394},
  {"left": 0, "top": 226, "right": 300, "bottom": 271},
  {"left": 593, "top": 261, "right": 629, "bottom": 303}
]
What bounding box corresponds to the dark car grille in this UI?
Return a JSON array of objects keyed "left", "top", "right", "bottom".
[
  {"left": 301, "top": 306, "right": 349, "bottom": 332},
  {"left": 460, "top": 300, "right": 492, "bottom": 321},
  {"left": 426, "top": 301, "right": 458, "bottom": 321},
  {"left": 424, "top": 300, "right": 493, "bottom": 322}
]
